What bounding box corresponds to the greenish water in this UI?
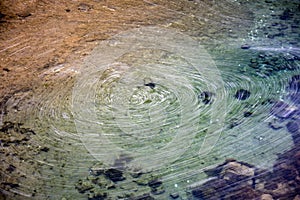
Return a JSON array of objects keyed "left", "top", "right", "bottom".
[{"left": 1, "top": 0, "right": 300, "bottom": 199}]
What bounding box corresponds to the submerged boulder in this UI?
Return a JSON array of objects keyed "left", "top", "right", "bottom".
[
  {"left": 219, "top": 160, "right": 255, "bottom": 183},
  {"left": 192, "top": 160, "right": 258, "bottom": 199},
  {"left": 270, "top": 101, "right": 297, "bottom": 119},
  {"left": 104, "top": 168, "right": 125, "bottom": 182},
  {"left": 286, "top": 121, "right": 299, "bottom": 134}
]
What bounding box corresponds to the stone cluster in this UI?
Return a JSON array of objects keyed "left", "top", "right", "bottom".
[
  {"left": 248, "top": 52, "right": 299, "bottom": 77},
  {"left": 75, "top": 162, "right": 166, "bottom": 200},
  {"left": 190, "top": 151, "right": 300, "bottom": 200}
]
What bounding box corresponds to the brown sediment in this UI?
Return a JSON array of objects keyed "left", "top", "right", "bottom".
[
  {"left": 0, "top": 0, "right": 179, "bottom": 112},
  {"left": 0, "top": 0, "right": 253, "bottom": 111}
]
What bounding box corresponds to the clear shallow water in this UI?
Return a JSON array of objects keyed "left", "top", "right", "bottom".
[{"left": 1, "top": 0, "right": 300, "bottom": 199}]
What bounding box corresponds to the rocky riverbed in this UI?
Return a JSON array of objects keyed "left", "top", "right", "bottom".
[{"left": 1, "top": 0, "right": 300, "bottom": 199}]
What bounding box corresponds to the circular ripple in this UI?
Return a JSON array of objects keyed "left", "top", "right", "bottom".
[{"left": 72, "top": 26, "right": 226, "bottom": 172}]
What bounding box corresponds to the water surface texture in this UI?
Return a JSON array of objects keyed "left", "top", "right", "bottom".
[{"left": 1, "top": 0, "right": 300, "bottom": 199}]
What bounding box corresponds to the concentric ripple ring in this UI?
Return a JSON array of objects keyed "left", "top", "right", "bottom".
[{"left": 72, "top": 26, "right": 226, "bottom": 172}]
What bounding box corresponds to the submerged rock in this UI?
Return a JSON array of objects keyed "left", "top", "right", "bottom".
[
  {"left": 148, "top": 179, "right": 162, "bottom": 189},
  {"left": 191, "top": 178, "right": 227, "bottom": 200},
  {"left": 241, "top": 44, "right": 251, "bottom": 49},
  {"left": 243, "top": 111, "right": 253, "bottom": 117},
  {"left": 192, "top": 142, "right": 300, "bottom": 199},
  {"left": 248, "top": 53, "right": 299, "bottom": 77},
  {"left": 148, "top": 179, "right": 164, "bottom": 195},
  {"left": 104, "top": 168, "right": 125, "bottom": 182},
  {"left": 286, "top": 121, "right": 299, "bottom": 134},
  {"left": 234, "top": 89, "right": 251, "bottom": 100},
  {"left": 193, "top": 159, "right": 258, "bottom": 199},
  {"left": 78, "top": 3, "right": 92, "bottom": 12},
  {"left": 199, "top": 91, "right": 214, "bottom": 105},
  {"left": 219, "top": 160, "right": 255, "bottom": 182},
  {"left": 273, "top": 159, "right": 298, "bottom": 182},
  {"left": 280, "top": 8, "right": 293, "bottom": 20},
  {"left": 169, "top": 192, "right": 179, "bottom": 199},
  {"left": 270, "top": 101, "right": 297, "bottom": 119},
  {"left": 144, "top": 78, "right": 156, "bottom": 89},
  {"left": 144, "top": 82, "right": 156, "bottom": 89}
]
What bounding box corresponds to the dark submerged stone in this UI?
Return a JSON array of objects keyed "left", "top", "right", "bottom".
[
  {"left": 40, "top": 146, "right": 50, "bottom": 152},
  {"left": 248, "top": 52, "right": 299, "bottom": 77},
  {"left": 170, "top": 193, "right": 179, "bottom": 199},
  {"left": 280, "top": 8, "right": 293, "bottom": 20},
  {"left": 286, "top": 121, "right": 299, "bottom": 134},
  {"left": 241, "top": 44, "right": 251, "bottom": 49},
  {"left": 104, "top": 168, "right": 125, "bottom": 182},
  {"left": 234, "top": 89, "right": 251, "bottom": 100},
  {"left": 272, "top": 163, "right": 298, "bottom": 181},
  {"left": 243, "top": 111, "right": 253, "bottom": 117},
  {"left": 148, "top": 179, "right": 162, "bottom": 189},
  {"left": 6, "top": 164, "right": 16, "bottom": 173},
  {"left": 199, "top": 91, "right": 214, "bottom": 105},
  {"left": 191, "top": 178, "right": 228, "bottom": 199},
  {"left": 144, "top": 82, "right": 156, "bottom": 89},
  {"left": 2, "top": 182, "right": 19, "bottom": 188}
]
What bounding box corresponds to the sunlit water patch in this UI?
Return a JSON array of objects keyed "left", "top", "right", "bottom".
[
  {"left": 73, "top": 26, "right": 226, "bottom": 172},
  {"left": 71, "top": 25, "right": 300, "bottom": 199}
]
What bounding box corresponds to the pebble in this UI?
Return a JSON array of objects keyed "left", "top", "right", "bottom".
[
  {"left": 199, "top": 91, "right": 214, "bottom": 105},
  {"left": 265, "top": 0, "right": 273, "bottom": 3},
  {"left": 170, "top": 192, "right": 179, "bottom": 199},
  {"left": 235, "top": 89, "right": 251, "bottom": 100},
  {"left": 241, "top": 44, "right": 251, "bottom": 49},
  {"left": 260, "top": 194, "right": 274, "bottom": 200},
  {"left": 244, "top": 111, "right": 253, "bottom": 117},
  {"left": 144, "top": 82, "right": 156, "bottom": 89},
  {"left": 78, "top": 3, "right": 92, "bottom": 12}
]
